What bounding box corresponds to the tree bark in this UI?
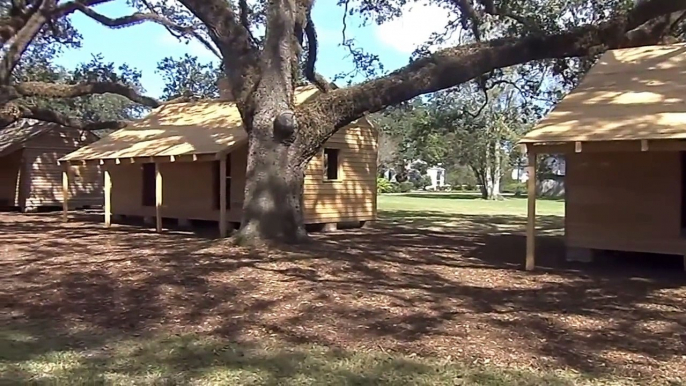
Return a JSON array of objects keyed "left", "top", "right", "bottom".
[
  {"left": 237, "top": 126, "right": 308, "bottom": 245},
  {"left": 234, "top": 0, "right": 307, "bottom": 245},
  {"left": 486, "top": 141, "right": 503, "bottom": 200}
]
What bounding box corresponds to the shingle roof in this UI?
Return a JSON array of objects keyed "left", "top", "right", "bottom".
[
  {"left": 521, "top": 43, "right": 686, "bottom": 144},
  {"left": 61, "top": 86, "right": 321, "bottom": 162},
  {"left": 0, "top": 119, "right": 55, "bottom": 157}
]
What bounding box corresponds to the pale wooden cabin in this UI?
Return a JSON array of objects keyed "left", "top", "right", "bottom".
[
  {"left": 59, "top": 86, "right": 378, "bottom": 236},
  {"left": 0, "top": 120, "right": 102, "bottom": 211},
  {"left": 520, "top": 43, "right": 686, "bottom": 271}
]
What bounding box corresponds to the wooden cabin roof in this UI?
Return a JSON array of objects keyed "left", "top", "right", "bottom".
[
  {"left": 61, "top": 86, "right": 321, "bottom": 162},
  {"left": 521, "top": 43, "right": 686, "bottom": 144},
  {"left": 0, "top": 120, "right": 57, "bottom": 157}
]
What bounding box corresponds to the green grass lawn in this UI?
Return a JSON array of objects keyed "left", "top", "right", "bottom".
[
  {"left": 378, "top": 192, "right": 565, "bottom": 217},
  {"left": 377, "top": 192, "right": 565, "bottom": 234},
  {"left": 1, "top": 329, "right": 605, "bottom": 386}
]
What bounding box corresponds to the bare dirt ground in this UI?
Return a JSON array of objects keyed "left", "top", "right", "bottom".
[{"left": 1, "top": 211, "right": 685, "bottom": 383}]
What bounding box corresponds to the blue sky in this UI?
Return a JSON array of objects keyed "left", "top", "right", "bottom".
[{"left": 54, "top": 1, "right": 452, "bottom": 98}]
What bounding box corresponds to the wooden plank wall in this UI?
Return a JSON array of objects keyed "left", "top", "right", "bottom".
[
  {"left": 109, "top": 146, "right": 247, "bottom": 222},
  {"left": 303, "top": 123, "right": 378, "bottom": 223},
  {"left": 566, "top": 151, "right": 684, "bottom": 255},
  {"left": 23, "top": 129, "right": 103, "bottom": 209},
  {"left": 0, "top": 150, "right": 22, "bottom": 206},
  {"left": 107, "top": 122, "right": 378, "bottom": 225}
]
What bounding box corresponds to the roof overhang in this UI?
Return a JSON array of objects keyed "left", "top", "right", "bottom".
[{"left": 521, "top": 43, "right": 686, "bottom": 154}]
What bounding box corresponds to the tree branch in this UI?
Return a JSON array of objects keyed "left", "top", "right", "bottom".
[
  {"left": 303, "top": 11, "right": 332, "bottom": 92},
  {"left": 0, "top": 0, "right": 56, "bottom": 84},
  {"left": 238, "top": 0, "right": 258, "bottom": 44},
  {"left": 297, "top": 0, "right": 686, "bottom": 149},
  {"left": 69, "top": 1, "right": 221, "bottom": 59},
  {"left": 10, "top": 81, "right": 161, "bottom": 107},
  {"left": 177, "top": 0, "right": 260, "bottom": 102},
  {"left": 17, "top": 105, "right": 128, "bottom": 131}
]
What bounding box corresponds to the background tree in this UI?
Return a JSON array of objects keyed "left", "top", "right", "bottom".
[
  {"left": 0, "top": 0, "right": 212, "bottom": 131},
  {"left": 157, "top": 54, "right": 221, "bottom": 101},
  {"left": 433, "top": 86, "right": 533, "bottom": 200}
]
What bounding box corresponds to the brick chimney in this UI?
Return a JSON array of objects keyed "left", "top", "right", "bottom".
[{"left": 217, "top": 77, "right": 233, "bottom": 100}]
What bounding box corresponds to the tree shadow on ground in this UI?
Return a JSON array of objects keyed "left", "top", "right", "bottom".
[{"left": 1, "top": 211, "right": 685, "bottom": 383}]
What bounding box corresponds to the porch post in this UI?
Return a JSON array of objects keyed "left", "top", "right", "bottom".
[
  {"left": 104, "top": 167, "right": 112, "bottom": 228},
  {"left": 155, "top": 162, "right": 162, "bottom": 232},
  {"left": 219, "top": 156, "right": 227, "bottom": 238},
  {"left": 525, "top": 148, "right": 537, "bottom": 271},
  {"left": 62, "top": 163, "right": 69, "bottom": 222}
]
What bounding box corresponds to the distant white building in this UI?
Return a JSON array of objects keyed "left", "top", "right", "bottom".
[{"left": 426, "top": 165, "right": 446, "bottom": 190}]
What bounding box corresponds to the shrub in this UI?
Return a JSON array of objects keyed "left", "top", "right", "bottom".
[
  {"left": 452, "top": 184, "right": 463, "bottom": 191},
  {"left": 390, "top": 182, "right": 401, "bottom": 192},
  {"left": 502, "top": 181, "right": 526, "bottom": 194},
  {"left": 398, "top": 181, "right": 414, "bottom": 193},
  {"left": 415, "top": 175, "right": 432, "bottom": 190},
  {"left": 464, "top": 183, "right": 476, "bottom": 191},
  {"left": 377, "top": 178, "right": 394, "bottom": 194}
]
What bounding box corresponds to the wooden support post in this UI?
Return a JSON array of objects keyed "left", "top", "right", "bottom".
[
  {"left": 62, "top": 165, "right": 69, "bottom": 222},
  {"left": 104, "top": 168, "right": 112, "bottom": 228},
  {"left": 219, "top": 157, "right": 228, "bottom": 238},
  {"left": 525, "top": 150, "right": 537, "bottom": 271},
  {"left": 155, "top": 163, "right": 162, "bottom": 232}
]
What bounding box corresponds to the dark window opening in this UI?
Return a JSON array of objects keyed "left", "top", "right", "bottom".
[
  {"left": 213, "top": 155, "right": 232, "bottom": 210},
  {"left": 681, "top": 152, "right": 686, "bottom": 233},
  {"left": 141, "top": 163, "right": 156, "bottom": 207},
  {"left": 323, "top": 148, "right": 340, "bottom": 181}
]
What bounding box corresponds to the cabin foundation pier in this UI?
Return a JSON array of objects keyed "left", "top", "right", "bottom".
[{"left": 322, "top": 223, "right": 338, "bottom": 232}]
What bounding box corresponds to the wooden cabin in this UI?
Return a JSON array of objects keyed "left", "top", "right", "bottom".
[
  {"left": 0, "top": 120, "right": 102, "bottom": 211},
  {"left": 59, "top": 86, "right": 378, "bottom": 236},
  {"left": 520, "top": 43, "right": 686, "bottom": 271}
]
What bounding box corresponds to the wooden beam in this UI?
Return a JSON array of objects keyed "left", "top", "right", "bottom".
[
  {"left": 155, "top": 163, "right": 162, "bottom": 233},
  {"left": 525, "top": 151, "right": 537, "bottom": 271},
  {"left": 62, "top": 165, "right": 69, "bottom": 222},
  {"left": 219, "top": 156, "right": 227, "bottom": 238},
  {"left": 104, "top": 168, "right": 112, "bottom": 228}
]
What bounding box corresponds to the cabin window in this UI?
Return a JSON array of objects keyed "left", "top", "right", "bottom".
[
  {"left": 213, "top": 155, "right": 232, "bottom": 210},
  {"left": 141, "top": 163, "right": 156, "bottom": 207},
  {"left": 323, "top": 148, "right": 340, "bottom": 181}
]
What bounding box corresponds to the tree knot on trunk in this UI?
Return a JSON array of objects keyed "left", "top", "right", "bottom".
[{"left": 273, "top": 110, "right": 298, "bottom": 143}]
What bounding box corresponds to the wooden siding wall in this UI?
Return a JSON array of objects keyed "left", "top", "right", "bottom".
[
  {"left": 0, "top": 150, "right": 22, "bottom": 206},
  {"left": 23, "top": 129, "right": 103, "bottom": 209},
  {"left": 566, "top": 151, "right": 684, "bottom": 255},
  {"left": 303, "top": 124, "right": 378, "bottom": 223},
  {"left": 109, "top": 146, "right": 247, "bottom": 222},
  {"left": 107, "top": 123, "right": 378, "bottom": 224}
]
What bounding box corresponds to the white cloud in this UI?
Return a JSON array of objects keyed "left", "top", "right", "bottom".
[{"left": 374, "top": 3, "right": 455, "bottom": 54}]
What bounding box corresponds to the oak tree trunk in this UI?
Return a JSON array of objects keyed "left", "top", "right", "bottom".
[{"left": 236, "top": 113, "right": 309, "bottom": 245}]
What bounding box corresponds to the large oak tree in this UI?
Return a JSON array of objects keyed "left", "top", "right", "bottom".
[{"left": 2, "top": 0, "right": 686, "bottom": 244}]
